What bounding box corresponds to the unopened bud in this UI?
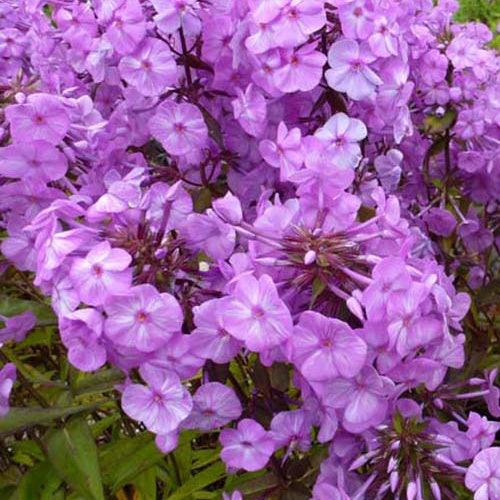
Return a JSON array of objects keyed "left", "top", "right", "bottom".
[
  {"left": 15, "top": 92, "right": 26, "bottom": 104},
  {"left": 430, "top": 481, "right": 441, "bottom": 500},
  {"left": 390, "top": 471, "right": 399, "bottom": 492},
  {"left": 433, "top": 398, "right": 444, "bottom": 409},
  {"left": 304, "top": 250, "right": 316, "bottom": 265},
  {"left": 407, "top": 481, "right": 417, "bottom": 500}
]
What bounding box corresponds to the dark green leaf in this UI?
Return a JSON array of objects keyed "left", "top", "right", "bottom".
[
  {"left": 167, "top": 462, "right": 226, "bottom": 500},
  {"left": 9, "top": 461, "right": 63, "bottom": 500},
  {"left": 43, "top": 417, "right": 104, "bottom": 500}
]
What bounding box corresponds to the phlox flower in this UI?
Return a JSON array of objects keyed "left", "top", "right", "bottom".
[
  {"left": 290, "top": 311, "right": 367, "bottom": 381},
  {"left": 70, "top": 241, "right": 133, "bottom": 307},
  {"left": 320, "top": 366, "right": 395, "bottom": 433},
  {"left": 232, "top": 84, "right": 267, "bottom": 138},
  {"left": 149, "top": 101, "right": 208, "bottom": 156},
  {"left": 104, "top": 284, "right": 183, "bottom": 352},
  {"left": 0, "top": 311, "right": 36, "bottom": 344},
  {"left": 105, "top": 0, "right": 146, "bottom": 55},
  {"left": 1, "top": 215, "right": 37, "bottom": 271},
  {"left": 338, "top": 0, "right": 374, "bottom": 39},
  {"left": 119, "top": 38, "right": 178, "bottom": 97},
  {"left": 59, "top": 309, "right": 107, "bottom": 372},
  {"left": 224, "top": 274, "right": 293, "bottom": 352},
  {"left": 5, "top": 94, "right": 70, "bottom": 145},
  {"left": 190, "top": 298, "right": 244, "bottom": 363},
  {"left": 220, "top": 418, "right": 275, "bottom": 471},
  {"left": 326, "top": 39, "right": 382, "bottom": 101},
  {"left": 151, "top": 0, "right": 201, "bottom": 36},
  {"left": 274, "top": 44, "right": 327, "bottom": 93},
  {"left": 314, "top": 112, "right": 367, "bottom": 169},
  {"left": 369, "top": 15, "right": 399, "bottom": 57},
  {"left": 183, "top": 382, "right": 242, "bottom": 431},
  {"left": 0, "top": 363, "right": 16, "bottom": 417},
  {"left": 465, "top": 447, "right": 500, "bottom": 500},
  {"left": 259, "top": 121, "right": 304, "bottom": 181},
  {"left": 122, "top": 365, "right": 193, "bottom": 434},
  {"left": 185, "top": 210, "right": 236, "bottom": 260}
]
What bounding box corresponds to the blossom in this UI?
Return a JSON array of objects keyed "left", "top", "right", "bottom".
[
  {"left": 104, "top": 284, "right": 183, "bottom": 352},
  {"left": 0, "top": 141, "right": 68, "bottom": 181},
  {"left": 465, "top": 447, "right": 500, "bottom": 500},
  {"left": 274, "top": 44, "right": 327, "bottom": 93},
  {"left": 183, "top": 382, "right": 242, "bottom": 431},
  {"left": 119, "top": 38, "right": 177, "bottom": 97},
  {"left": 122, "top": 365, "right": 193, "bottom": 434},
  {"left": 0, "top": 363, "right": 16, "bottom": 417},
  {"left": 220, "top": 418, "right": 275, "bottom": 471},
  {"left": 231, "top": 84, "right": 267, "bottom": 138},
  {"left": 5, "top": 94, "right": 70, "bottom": 145},
  {"left": 0, "top": 311, "right": 36, "bottom": 344},
  {"left": 314, "top": 113, "right": 367, "bottom": 169},
  {"left": 149, "top": 101, "right": 208, "bottom": 156},
  {"left": 70, "top": 241, "right": 133, "bottom": 307},
  {"left": 105, "top": 0, "right": 146, "bottom": 55},
  {"left": 259, "top": 121, "right": 304, "bottom": 181},
  {"left": 59, "top": 309, "right": 107, "bottom": 372},
  {"left": 151, "top": 0, "right": 201, "bottom": 35},
  {"left": 326, "top": 39, "right": 382, "bottom": 100},
  {"left": 190, "top": 298, "right": 244, "bottom": 364},
  {"left": 224, "top": 274, "right": 293, "bottom": 352},
  {"left": 290, "top": 311, "right": 367, "bottom": 381}
]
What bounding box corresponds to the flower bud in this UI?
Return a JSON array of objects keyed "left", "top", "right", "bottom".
[
  {"left": 213, "top": 192, "right": 242, "bottom": 225},
  {"left": 304, "top": 250, "right": 316, "bottom": 265}
]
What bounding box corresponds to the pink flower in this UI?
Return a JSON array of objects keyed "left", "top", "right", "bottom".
[
  {"left": 149, "top": 101, "right": 208, "bottom": 156},
  {"left": 5, "top": 94, "right": 70, "bottom": 145},
  {"left": 104, "top": 284, "right": 183, "bottom": 352},
  {"left": 119, "top": 38, "right": 177, "bottom": 97},
  {"left": 326, "top": 39, "right": 382, "bottom": 100},
  {"left": 224, "top": 274, "right": 293, "bottom": 352},
  {"left": 274, "top": 44, "right": 327, "bottom": 93},
  {"left": 59, "top": 309, "right": 107, "bottom": 372},
  {"left": 183, "top": 382, "right": 242, "bottom": 431},
  {"left": 0, "top": 363, "right": 16, "bottom": 417},
  {"left": 338, "top": 0, "right": 374, "bottom": 40},
  {"left": 0, "top": 141, "right": 68, "bottom": 181},
  {"left": 70, "top": 241, "right": 133, "bottom": 307},
  {"left": 273, "top": 0, "right": 327, "bottom": 47},
  {"left": 232, "top": 84, "right": 267, "bottom": 138},
  {"left": 220, "top": 418, "right": 275, "bottom": 471},
  {"left": 190, "top": 298, "right": 244, "bottom": 363},
  {"left": 369, "top": 15, "right": 399, "bottom": 57},
  {"left": 105, "top": 0, "right": 146, "bottom": 55},
  {"left": 151, "top": 0, "right": 201, "bottom": 36},
  {"left": 122, "top": 364, "right": 193, "bottom": 434},
  {"left": 290, "top": 311, "right": 367, "bottom": 381},
  {"left": 259, "top": 121, "right": 304, "bottom": 181},
  {"left": 465, "top": 447, "right": 500, "bottom": 500},
  {"left": 185, "top": 210, "right": 236, "bottom": 260},
  {"left": 314, "top": 112, "right": 367, "bottom": 169}
]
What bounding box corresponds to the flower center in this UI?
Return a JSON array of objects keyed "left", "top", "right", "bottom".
[
  {"left": 92, "top": 264, "right": 103, "bottom": 276},
  {"left": 141, "top": 60, "right": 152, "bottom": 71},
  {"left": 353, "top": 7, "right": 363, "bottom": 17},
  {"left": 252, "top": 305, "right": 265, "bottom": 319},
  {"left": 174, "top": 123, "right": 186, "bottom": 133},
  {"left": 136, "top": 311, "right": 148, "bottom": 323}
]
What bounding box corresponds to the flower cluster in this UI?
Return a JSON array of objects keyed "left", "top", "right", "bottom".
[{"left": 0, "top": 0, "right": 499, "bottom": 498}]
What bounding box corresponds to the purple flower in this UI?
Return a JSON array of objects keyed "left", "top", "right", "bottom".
[
  {"left": 104, "top": 284, "right": 183, "bottom": 352},
  {"left": 183, "top": 382, "right": 242, "bottom": 431},
  {"left": 270, "top": 410, "right": 311, "bottom": 453},
  {"left": 59, "top": 309, "right": 107, "bottom": 372},
  {"left": 155, "top": 431, "right": 179, "bottom": 454},
  {"left": 290, "top": 311, "right": 367, "bottom": 381},
  {"left": 259, "top": 121, "right": 304, "bottom": 181},
  {"left": 232, "top": 84, "right": 267, "bottom": 138},
  {"left": 122, "top": 365, "right": 193, "bottom": 435},
  {"left": 220, "top": 418, "right": 275, "bottom": 471},
  {"left": 119, "top": 38, "right": 177, "bottom": 97},
  {"left": 105, "top": 0, "right": 146, "bottom": 55},
  {"left": 151, "top": 0, "right": 201, "bottom": 35},
  {"left": 70, "top": 241, "right": 132, "bottom": 307},
  {"left": 320, "top": 366, "right": 394, "bottom": 433},
  {"left": 5, "top": 94, "right": 70, "bottom": 145},
  {"left": 213, "top": 192, "right": 243, "bottom": 225},
  {"left": 0, "top": 141, "right": 67, "bottom": 181},
  {"left": 465, "top": 447, "right": 500, "bottom": 500},
  {"left": 190, "top": 298, "right": 244, "bottom": 363},
  {"left": 326, "top": 39, "right": 382, "bottom": 100},
  {"left": 424, "top": 208, "right": 457, "bottom": 237},
  {"left": 0, "top": 311, "right": 36, "bottom": 344},
  {"left": 224, "top": 274, "right": 293, "bottom": 352},
  {"left": 274, "top": 44, "right": 327, "bottom": 93},
  {"left": 149, "top": 101, "right": 208, "bottom": 157},
  {"left": 314, "top": 112, "right": 367, "bottom": 169},
  {"left": 0, "top": 363, "right": 16, "bottom": 417}
]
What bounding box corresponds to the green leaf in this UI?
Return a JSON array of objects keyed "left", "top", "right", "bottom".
[
  {"left": 422, "top": 109, "right": 457, "bottom": 134},
  {"left": 100, "top": 433, "right": 165, "bottom": 493},
  {"left": 167, "top": 462, "right": 226, "bottom": 500},
  {"left": 132, "top": 466, "right": 157, "bottom": 500},
  {"left": 0, "top": 404, "right": 101, "bottom": 437},
  {"left": 233, "top": 472, "right": 280, "bottom": 496},
  {"left": 197, "top": 104, "right": 224, "bottom": 149},
  {"left": 43, "top": 417, "right": 104, "bottom": 500},
  {"left": 71, "top": 369, "right": 124, "bottom": 396},
  {"left": 9, "top": 461, "right": 63, "bottom": 500}
]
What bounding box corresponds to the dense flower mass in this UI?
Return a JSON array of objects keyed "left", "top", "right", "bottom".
[{"left": 0, "top": 0, "right": 499, "bottom": 498}]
